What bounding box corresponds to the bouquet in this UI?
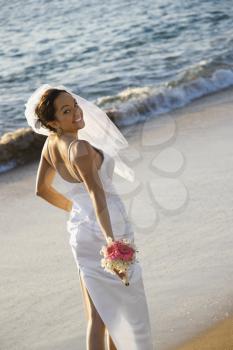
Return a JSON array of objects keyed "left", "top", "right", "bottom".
[{"left": 99, "top": 236, "right": 139, "bottom": 286}]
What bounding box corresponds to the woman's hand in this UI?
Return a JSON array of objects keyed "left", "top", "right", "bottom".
[
  {"left": 106, "top": 235, "right": 115, "bottom": 243},
  {"left": 66, "top": 200, "right": 73, "bottom": 212}
]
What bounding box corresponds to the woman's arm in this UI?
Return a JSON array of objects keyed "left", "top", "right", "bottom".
[
  {"left": 35, "top": 140, "right": 73, "bottom": 212},
  {"left": 70, "top": 139, "right": 115, "bottom": 242}
]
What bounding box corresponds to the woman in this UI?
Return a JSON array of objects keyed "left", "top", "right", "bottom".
[{"left": 25, "top": 85, "right": 154, "bottom": 350}]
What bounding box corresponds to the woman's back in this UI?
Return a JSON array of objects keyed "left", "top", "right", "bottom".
[{"left": 45, "top": 135, "right": 105, "bottom": 184}]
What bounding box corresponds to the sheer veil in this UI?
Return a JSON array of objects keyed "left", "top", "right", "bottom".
[{"left": 24, "top": 84, "right": 135, "bottom": 182}]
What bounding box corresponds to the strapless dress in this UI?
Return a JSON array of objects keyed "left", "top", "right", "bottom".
[{"left": 62, "top": 144, "right": 153, "bottom": 349}]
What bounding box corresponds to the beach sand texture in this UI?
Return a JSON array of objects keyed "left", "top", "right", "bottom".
[
  {"left": 1, "top": 87, "right": 233, "bottom": 349},
  {"left": 175, "top": 315, "right": 233, "bottom": 350}
]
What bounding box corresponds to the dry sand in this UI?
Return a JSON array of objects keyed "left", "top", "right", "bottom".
[{"left": 1, "top": 87, "right": 233, "bottom": 350}]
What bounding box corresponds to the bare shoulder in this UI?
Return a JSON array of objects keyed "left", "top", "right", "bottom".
[
  {"left": 41, "top": 137, "right": 53, "bottom": 167},
  {"left": 70, "top": 140, "right": 103, "bottom": 191},
  {"left": 70, "top": 139, "right": 94, "bottom": 159},
  {"left": 69, "top": 139, "right": 96, "bottom": 174}
]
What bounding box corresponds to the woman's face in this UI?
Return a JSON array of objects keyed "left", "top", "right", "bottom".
[{"left": 49, "top": 91, "right": 85, "bottom": 134}]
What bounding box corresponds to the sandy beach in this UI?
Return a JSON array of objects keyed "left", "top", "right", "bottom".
[
  {"left": 1, "top": 87, "right": 233, "bottom": 350},
  {"left": 175, "top": 314, "right": 233, "bottom": 350}
]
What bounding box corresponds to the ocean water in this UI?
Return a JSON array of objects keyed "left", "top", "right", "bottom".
[{"left": 1, "top": 0, "right": 233, "bottom": 172}]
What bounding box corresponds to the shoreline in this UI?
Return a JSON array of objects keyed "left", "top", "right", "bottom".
[{"left": 2, "top": 84, "right": 233, "bottom": 176}]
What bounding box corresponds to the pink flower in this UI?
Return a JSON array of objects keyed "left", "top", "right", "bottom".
[{"left": 107, "top": 240, "right": 135, "bottom": 262}]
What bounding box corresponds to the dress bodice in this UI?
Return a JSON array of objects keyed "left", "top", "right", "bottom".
[{"left": 61, "top": 144, "right": 133, "bottom": 240}]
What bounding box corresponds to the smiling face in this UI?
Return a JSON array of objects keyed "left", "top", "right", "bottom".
[{"left": 47, "top": 91, "right": 85, "bottom": 135}]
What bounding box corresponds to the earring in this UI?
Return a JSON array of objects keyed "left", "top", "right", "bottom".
[{"left": 56, "top": 127, "right": 63, "bottom": 136}]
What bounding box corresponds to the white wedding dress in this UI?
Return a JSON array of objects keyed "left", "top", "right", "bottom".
[{"left": 62, "top": 142, "right": 153, "bottom": 349}]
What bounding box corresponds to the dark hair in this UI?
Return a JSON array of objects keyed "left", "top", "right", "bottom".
[{"left": 35, "top": 88, "right": 67, "bottom": 133}]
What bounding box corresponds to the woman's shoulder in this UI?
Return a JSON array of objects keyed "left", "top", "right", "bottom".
[
  {"left": 69, "top": 139, "right": 95, "bottom": 163},
  {"left": 39, "top": 135, "right": 54, "bottom": 167}
]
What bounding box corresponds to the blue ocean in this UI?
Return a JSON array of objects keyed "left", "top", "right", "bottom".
[{"left": 1, "top": 0, "right": 233, "bottom": 172}]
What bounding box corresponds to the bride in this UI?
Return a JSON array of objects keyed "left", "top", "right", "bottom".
[{"left": 25, "top": 84, "right": 154, "bottom": 350}]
